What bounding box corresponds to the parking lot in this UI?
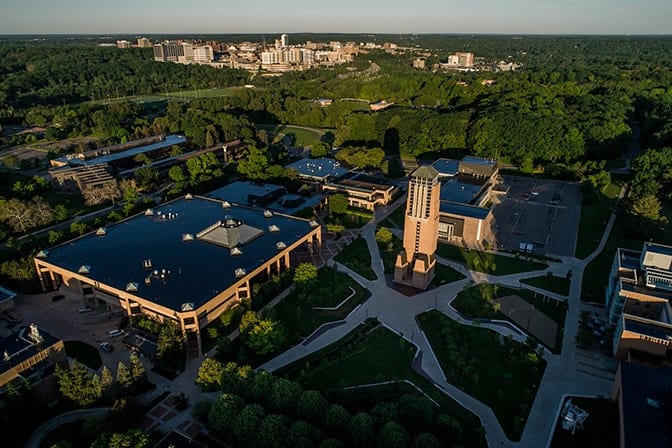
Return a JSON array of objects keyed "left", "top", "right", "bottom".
[
  {"left": 10, "top": 288, "right": 140, "bottom": 370},
  {"left": 490, "top": 176, "right": 582, "bottom": 257}
]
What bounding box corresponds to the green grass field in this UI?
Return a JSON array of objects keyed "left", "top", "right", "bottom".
[
  {"left": 334, "top": 237, "right": 378, "bottom": 280},
  {"left": 418, "top": 310, "right": 546, "bottom": 441},
  {"left": 279, "top": 321, "right": 487, "bottom": 448},
  {"left": 436, "top": 243, "right": 548, "bottom": 276},
  {"left": 521, "top": 274, "right": 571, "bottom": 296},
  {"left": 575, "top": 181, "right": 622, "bottom": 259},
  {"left": 379, "top": 201, "right": 406, "bottom": 229},
  {"left": 257, "top": 124, "right": 325, "bottom": 147}
]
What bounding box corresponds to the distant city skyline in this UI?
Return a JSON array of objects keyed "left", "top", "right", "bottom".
[{"left": 2, "top": 0, "right": 671, "bottom": 35}]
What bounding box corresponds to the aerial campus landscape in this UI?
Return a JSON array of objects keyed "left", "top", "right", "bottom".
[{"left": 1, "top": 3, "right": 672, "bottom": 448}]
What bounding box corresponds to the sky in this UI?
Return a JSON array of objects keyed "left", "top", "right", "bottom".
[{"left": 1, "top": 0, "right": 671, "bottom": 35}]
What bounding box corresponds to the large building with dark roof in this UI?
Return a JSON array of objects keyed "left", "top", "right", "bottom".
[
  {"left": 286, "top": 157, "right": 348, "bottom": 182},
  {"left": 323, "top": 172, "right": 400, "bottom": 211},
  {"left": 607, "top": 242, "right": 672, "bottom": 364},
  {"left": 612, "top": 362, "right": 672, "bottom": 448},
  {"left": 432, "top": 156, "right": 499, "bottom": 246},
  {"left": 33, "top": 195, "right": 321, "bottom": 350}
]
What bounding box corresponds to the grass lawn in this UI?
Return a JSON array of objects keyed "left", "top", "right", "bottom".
[
  {"left": 334, "top": 237, "right": 378, "bottom": 280},
  {"left": 279, "top": 320, "right": 487, "bottom": 448},
  {"left": 418, "top": 310, "right": 546, "bottom": 441},
  {"left": 379, "top": 201, "right": 406, "bottom": 229},
  {"left": 436, "top": 243, "right": 547, "bottom": 276},
  {"left": 326, "top": 210, "right": 373, "bottom": 230},
  {"left": 64, "top": 340, "right": 102, "bottom": 370},
  {"left": 521, "top": 274, "right": 571, "bottom": 296},
  {"left": 274, "top": 268, "right": 371, "bottom": 340},
  {"left": 575, "top": 181, "right": 622, "bottom": 259},
  {"left": 258, "top": 124, "right": 325, "bottom": 147},
  {"left": 550, "top": 397, "right": 618, "bottom": 448},
  {"left": 434, "top": 263, "right": 466, "bottom": 285},
  {"left": 451, "top": 284, "right": 567, "bottom": 352},
  {"left": 377, "top": 232, "right": 404, "bottom": 273}
]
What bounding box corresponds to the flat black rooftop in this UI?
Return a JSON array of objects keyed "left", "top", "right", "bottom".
[
  {"left": 620, "top": 362, "right": 672, "bottom": 448},
  {"left": 0, "top": 326, "right": 61, "bottom": 377},
  {"left": 43, "top": 196, "right": 315, "bottom": 312}
]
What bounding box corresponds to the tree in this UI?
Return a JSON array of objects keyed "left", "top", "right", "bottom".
[
  {"left": 293, "top": 263, "right": 319, "bottom": 293},
  {"left": 288, "top": 420, "right": 322, "bottom": 448},
  {"left": 236, "top": 146, "right": 272, "bottom": 181},
  {"left": 209, "top": 393, "right": 244, "bottom": 433},
  {"left": 323, "top": 404, "right": 351, "bottom": 434},
  {"left": 411, "top": 433, "right": 441, "bottom": 448},
  {"left": 82, "top": 182, "right": 120, "bottom": 206},
  {"left": 97, "top": 429, "right": 151, "bottom": 448},
  {"left": 377, "top": 421, "right": 410, "bottom": 448},
  {"left": 346, "top": 412, "right": 375, "bottom": 448},
  {"left": 134, "top": 166, "right": 160, "bottom": 191},
  {"left": 196, "top": 357, "right": 224, "bottom": 391},
  {"left": 311, "top": 141, "right": 331, "bottom": 158},
  {"left": 233, "top": 403, "right": 265, "bottom": 446},
  {"left": 630, "top": 194, "right": 663, "bottom": 221},
  {"left": 435, "top": 414, "right": 463, "bottom": 444},
  {"left": 397, "top": 394, "right": 436, "bottom": 433},
  {"left": 297, "top": 390, "right": 328, "bottom": 422},
  {"left": 55, "top": 361, "right": 102, "bottom": 407},
  {"left": 269, "top": 377, "right": 303, "bottom": 414},
  {"left": 256, "top": 414, "right": 291, "bottom": 448},
  {"left": 128, "top": 353, "right": 147, "bottom": 387},
  {"left": 375, "top": 227, "right": 393, "bottom": 244},
  {"left": 116, "top": 361, "right": 133, "bottom": 391},
  {"left": 120, "top": 179, "right": 139, "bottom": 215},
  {"left": 168, "top": 166, "right": 186, "bottom": 184},
  {"left": 239, "top": 311, "right": 286, "bottom": 355},
  {"left": 329, "top": 193, "right": 349, "bottom": 215},
  {"left": 100, "top": 366, "right": 115, "bottom": 397}
]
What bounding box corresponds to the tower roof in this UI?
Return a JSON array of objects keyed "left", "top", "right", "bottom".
[{"left": 412, "top": 165, "right": 439, "bottom": 180}]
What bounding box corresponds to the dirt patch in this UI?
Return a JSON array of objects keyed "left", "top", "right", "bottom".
[{"left": 496, "top": 294, "right": 557, "bottom": 348}]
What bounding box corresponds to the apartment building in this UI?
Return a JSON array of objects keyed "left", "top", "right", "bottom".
[{"left": 607, "top": 243, "right": 672, "bottom": 364}]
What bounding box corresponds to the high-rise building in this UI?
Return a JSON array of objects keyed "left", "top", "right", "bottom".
[
  {"left": 394, "top": 166, "right": 441, "bottom": 290},
  {"left": 116, "top": 40, "right": 131, "bottom": 49},
  {"left": 137, "top": 37, "right": 152, "bottom": 48},
  {"left": 456, "top": 52, "right": 474, "bottom": 67},
  {"left": 288, "top": 48, "right": 302, "bottom": 63},
  {"left": 153, "top": 41, "right": 184, "bottom": 62},
  {"left": 301, "top": 49, "right": 315, "bottom": 65},
  {"left": 281, "top": 33, "right": 289, "bottom": 48},
  {"left": 193, "top": 45, "right": 214, "bottom": 63}
]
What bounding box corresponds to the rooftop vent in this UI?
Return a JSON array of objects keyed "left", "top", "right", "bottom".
[
  {"left": 269, "top": 224, "right": 280, "bottom": 233},
  {"left": 145, "top": 208, "right": 154, "bottom": 216},
  {"left": 181, "top": 303, "right": 195, "bottom": 311},
  {"left": 222, "top": 201, "right": 232, "bottom": 209},
  {"left": 185, "top": 193, "right": 193, "bottom": 200},
  {"left": 29, "top": 323, "right": 43, "bottom": 344},
  {"left": 96, "top": 227, "right": 107, "bottom": 236},
  {"left": 276, "top": 241, "right": 287, "bottom": 250},
  {"left": 235, "top": 268, "right": 247, "bottom": 278},
  {"left": 125, "top": 282, "right": 139, "bottom": 292},
  {"left": 309, "top": 220, "right": 319, "bottom": 228},
  {"left": 36, "top": 249, "right": 49, "bottom": 259},
  {"left": 3, "top": 351, "right": 9, "bottom": 362},
  {"left": 143, "top": 259, "right": 153, "bottom": 269},
  {"left": 78, "top": 265, "right": 91, "bottom": 274},
  {"left": 230, "top": 247, "right": 243, "bottom": 256},
  {"left": 264, "top": 210, "right": 273, "bottom": 218},
  {"left": 182, "top": 233, "right": 194, "bottom": 242}
]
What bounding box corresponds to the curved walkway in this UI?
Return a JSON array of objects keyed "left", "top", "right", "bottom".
[
  {"left": 26, "top": 407, "right": 109, "bottom": 448},
  {"left": 260, "top": 193, "right": 620, "bottom": 447}
]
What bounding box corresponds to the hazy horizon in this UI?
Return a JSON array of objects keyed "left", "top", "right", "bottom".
[{"left": 2, "top": 0, "right": 671, "bottom": 35}]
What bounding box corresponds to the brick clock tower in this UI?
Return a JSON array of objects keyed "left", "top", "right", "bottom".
[{"left": 394, "top": 165, "right": 440, "bottom": 290}]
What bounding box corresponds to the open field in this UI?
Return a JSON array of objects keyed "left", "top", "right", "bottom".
[{"left": 575, "top": 181, "right": 622, "bottom": 259}]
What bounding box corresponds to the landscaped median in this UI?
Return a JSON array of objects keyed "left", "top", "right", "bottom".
[
  {"left": 278, "top": 319, "right": 487, "bottom": 448},
  {"left": 451, "top": 283, "right": 567, "bottom": 352},
  {"left": 436, "top": 243, "right": 548, "bottom": 275},
  {"left": 417, "top": 309, "right": 547, "bottom": 441},
  {"left": 334, "top": 237, "right": 378, "bottom": 280}
]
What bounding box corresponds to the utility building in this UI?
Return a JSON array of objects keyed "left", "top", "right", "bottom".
[{"left": 394, "top": 165, "right": 441, "bottom": 290}]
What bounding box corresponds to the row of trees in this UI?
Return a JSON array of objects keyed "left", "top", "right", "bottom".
[
  {"left": 195, "top": 360, "right": 459, "bottom": 448},
  {"left": 55, "top": 355, "right": 148, "bottom": 407}
]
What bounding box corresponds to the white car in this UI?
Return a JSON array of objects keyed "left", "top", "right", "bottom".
[
  {"left": 108, "top": 329, "right": 124, "bottom": 337},
  {"left": 78, "top": 307, "right": 93, "bottom": 313}
]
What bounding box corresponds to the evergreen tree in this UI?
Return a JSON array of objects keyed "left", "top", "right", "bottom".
[
  {"left": 100, "top": 366, "right": 115, "bottom": 397},
  {"left": 116, "top": 361, "right": 133, "bottom": 391},
  {"left": 129, "top": 353, "right": 147, "bottom": 387}
]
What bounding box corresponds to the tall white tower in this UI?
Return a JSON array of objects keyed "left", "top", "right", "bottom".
[{"left": 280, "top": 33, "right": 289, "bottom": 48}]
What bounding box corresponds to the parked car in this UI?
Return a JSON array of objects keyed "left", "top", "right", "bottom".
[
  {"left": 99, "top": 342, "right": 113, "bottom": 353},
  {"left": 108, "top": 329, "right": 124, "bottom": 337},
  {"left": 78, "top": 307, "right": 93, "bottom": 313},
  {"left": 51, "top": 294, "right": 65, "bottom": 302}
]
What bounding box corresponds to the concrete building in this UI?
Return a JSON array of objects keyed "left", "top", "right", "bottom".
[
  {"left": 286, "top": 158, "right": 348, "bottom": 183},
  {"left": 323, "top": 172, "right": 399, "bottom": 211},
  {"left": 192, "top": 45, "right": 214, "bottom": 63},
  {"left": 394, "top": 165, "right": 441, "bottom": 290},
  {"left": 280, "top": 33, "right": 289, "bottom": 48},
  {"left": 116, "top": 40, "right": 131, "bottom": 49},
  {"left": 607, "top": 243, "right": 672, "bottom": 363},
  {"left": 137, "top": 37, "right": 152, "bottom": 48},
  {"left": 153, "top": 41, "right": 184, "bottom": 62},
  {"left": 432, "top": 156, "right": 499, "bottom": 247},
  {"left": 412, "top": 58, "right": 426, "bottom": 69},
  {"left": 33, "top": 196, "right": 322, "bottom": 351},
  {"left": 0, "top": 324, "right": 66, "bottom": 389},
  {"left": 612, "top": 362, "right": 672, "bottom": 448},
  {"left": 49, "top": 163, "right": 117, "bottom": 195}
]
